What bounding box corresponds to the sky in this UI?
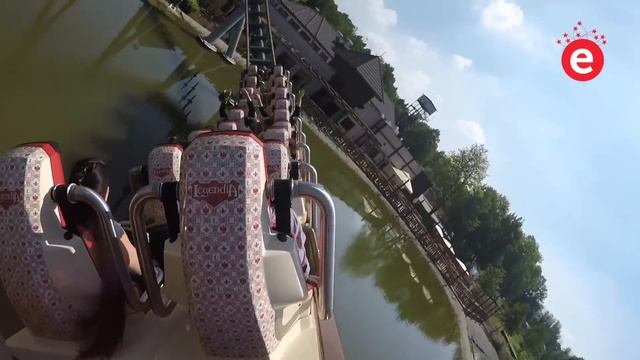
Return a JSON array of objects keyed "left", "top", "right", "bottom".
[{"left": 333, "top": 0, "right": 640, "bottom": 359}]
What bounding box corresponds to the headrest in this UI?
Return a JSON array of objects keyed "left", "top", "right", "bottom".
[
  {"left": 0, "top": 143, "right": 84, "bottom": 341},
  {"left": 248, "top": 65, "right": 258, "bottom": 75},
  {"left": 274, "top": 109, "right": 290, "bottom": 123},
  {"left": 275, "top": 99, "right": 290, "bottom": 110},
  {"left": 274, "top": 66, "right": 284, "bottom": 76},
  {"left": 275, "top": 88, "right": 288, "bottom": 100},
  {"left": 262, "top": 128, "right": 291, "bottom": 144},
  {"left": 180, "top": 133, "right": 278, "bottom": 357},
  {"left": 218, "top": 122, "right": 238, "bottom": 131},
  {"left": 228, "top": 109, "right": 245, "bottom": 121},
  {"left": 245, "top": 76, "right": 258, "bottom": 88},
  {"left": 272, "top": 77, "right": 286, "bottom": 89},
  {"left": 145, "top": 144, "right": 183, "bottom": 225}
]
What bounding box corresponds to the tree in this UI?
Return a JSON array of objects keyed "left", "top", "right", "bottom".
[
  {"left": 429, "top": 144, "right": 489, "bottom": 215},
  {"left": 477, "top": 264, "right": 506, "bottom": 300},
  {"left": 502, "top": 235, "right": 547, "bottom": 311},
  {"left": 503, "top": 302, "right": 529, "bottom": 333},
  {"left": 402, "top": 123, "right": 440, "bottom": 165}
]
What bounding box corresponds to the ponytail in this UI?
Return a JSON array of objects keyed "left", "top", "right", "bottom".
[{"left": 67, "top": 159, "right": 126, "bottom": 358}]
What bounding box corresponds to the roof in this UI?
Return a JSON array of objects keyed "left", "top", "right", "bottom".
[
  {"left": 279, "top": 0, "right": 340, "bottom": 56},
  {"left": 334, "top": 46, "right": 385, "bottom": 100},
  {"left": 372, "top": 93, "right": 397, "bottom": 129}
]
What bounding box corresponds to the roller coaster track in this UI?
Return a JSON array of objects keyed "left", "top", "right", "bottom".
[{"left": 244, "top": 0, "right": 276, "bottom": 67}]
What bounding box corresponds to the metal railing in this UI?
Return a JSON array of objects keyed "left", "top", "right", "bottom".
[
  {"left": 128, "top": 183, "right": 177, "bottom": 317},
  {"left": 55, "top": 184, "right": 148, "bottom": 312},
  {"left": 289, "top": 180, "right": 336, "bottom": 320}
]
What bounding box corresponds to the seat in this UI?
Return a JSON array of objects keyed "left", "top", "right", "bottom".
[
  {"left": 179, "top": 132, "right": 307, "bottom": 357},
  {"left": 179, "top": 132, "right": 278, "bottom": 357},
  {"left": 247, "top": 65, "right": 258, "bottom": 76},
  {"left": 243, "top": 76, "right": 258, "bottom": 91},
  {"left": 145, "top": 144, "right": 183, "bottom": 226},
  {"left": 0, "top": 143, "right": 100, "bottom": 342},
  {"left": 265, "top": 141, "right": 289, "bottom": 180},
  {"left": 262, "top": 128, "right": 291, "bottom": 145},
  {"left": 272, "top": 109, "right": 292, "bottom": 132},
  {"left": 218, "top": 109, "right": 243, "bottom": 131}
]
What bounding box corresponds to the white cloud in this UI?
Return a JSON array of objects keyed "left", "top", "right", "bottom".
[
  {"left": 456, "top": 120, "right": 486, "bottom": 144},
  {"left": 452, "top": 54, "right": 473, "bottom": 70},
  {"left": 481, "top": 0, "right": 523, "bottom": 31},
  {"left": 479, "top": 0, "right": 547, "bottom": 55}
]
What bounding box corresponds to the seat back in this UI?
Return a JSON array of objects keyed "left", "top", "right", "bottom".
[
  {"left": 219, "top": 109, "right": 243, "bottom": 131},
  {"left": 272, "top": 109, "right": 292, "bottom": 132},
  {"left": 265, "top": 141, "right": 289, "bottom": 180},
  {"left": 0, "top": 144, "right": 86, "bottom": 341},
  {"left": 248, "top": 65, "right": 258, "bottom": 76},
  {"left": 262, "top": 128, "right": 291, "bottom": 145},
  {"left": 179, "top": 132, "right": 278, "bottom": 357},
  {"left": 146, "top": 144, "right": 183, "bottom": 225}
]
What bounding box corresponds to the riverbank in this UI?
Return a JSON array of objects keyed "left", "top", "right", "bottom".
[
  {"left": 302, "top": 119, "right": 486, "bottom": 360},
  {"left": 146, "top": 0, "right": 247, "bottom": 67}
]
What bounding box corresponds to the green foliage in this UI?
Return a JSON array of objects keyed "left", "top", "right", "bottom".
[
  {"left": 477, "top": 264, "right": 505, "bottom": 300},
  {"left": 185, "top": 0, "right": 200, "bottom": 14},
  {"left": 402, "top": 123, "right": 440, "bottom": 165},
  {"left": 503, "top": 302, "right": 529, "bottom": 333}
]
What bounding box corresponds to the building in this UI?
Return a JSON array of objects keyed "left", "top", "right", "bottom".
[{"left": 270, "top": 0, "right": 437, "bottom": 210}]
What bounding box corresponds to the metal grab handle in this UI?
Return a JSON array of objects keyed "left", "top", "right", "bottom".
[
  {"left": 298, "top": 162, "right": 319, "bottom": 229},
  {"left": 129, "top": 184, "right": 176, "bottom": 317},
  {"left": 298, "top": 142, "right": 311, "bottom": 164},
  {"left": 291, "top": 181, "right": 336, "bottom": 320},
  {"left": 294, "top": 117, "right": 303, "bottom": 145},
  {"left": 299, "top": 132, "right": 307, "bottom": 145},
  {"left": 64, "top": 184, "right": 148, "bottom": 312}
]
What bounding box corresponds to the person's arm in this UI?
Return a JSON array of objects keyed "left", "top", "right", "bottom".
[{"left": 114, "top": 222, "right": 141, "bottom": 276}]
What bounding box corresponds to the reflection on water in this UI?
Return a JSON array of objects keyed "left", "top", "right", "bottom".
[{"left": 305, "top": 128, "right": 461, "bottom": 360}]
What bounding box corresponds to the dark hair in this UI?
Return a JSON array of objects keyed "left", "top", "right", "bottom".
[{"left": 68, "top": 158, "right": 125, "bottom": 359}]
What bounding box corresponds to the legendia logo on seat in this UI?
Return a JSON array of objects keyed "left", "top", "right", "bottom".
[
  {"left": 557, "top": 21, "right": 607, "bottom": 81},
  {"left": 191, "top": 180, "right": 243, "bottom": 207},
  {"left": 0, "top": 188, "right": 21, "bottom": 210}
]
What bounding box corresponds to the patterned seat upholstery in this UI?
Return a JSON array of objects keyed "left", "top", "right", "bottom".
[
  {"left": 265, "top": 141, "right": 289, "bottom": 180},
  {"left": 179, "top": 132, "right": 278, "bottom": 358},
  {"left": 145, "top": 144, "right": 183, "bottom": 226},
  {"left": 262, "top": 128, "right": 291, "bottom": 145},
  {"left": 274, "top": 99, "right": 290, "bottom": 111},
  {"left": 0, "top": 143, "right": 84, "bottom": 341},
  {"left": 244, "top": 76, "right": 258, "bottom": 91},
  {"left": 272, "top": 109, "right": 292, "bottom": 133}
]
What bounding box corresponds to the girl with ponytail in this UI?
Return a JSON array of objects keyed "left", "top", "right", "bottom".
[{"left": 66, "top": 158, "right": 141, "bottom": 358}]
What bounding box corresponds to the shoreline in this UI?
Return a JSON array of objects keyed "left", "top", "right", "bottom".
[{"left": 302, "top": 119, "right": 474, "bottom": 360}]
